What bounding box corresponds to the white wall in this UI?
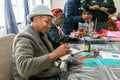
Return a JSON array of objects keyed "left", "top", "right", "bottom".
[
  {"left": 51, "top": 0, "right": 65, "bottom": 9},
  {"left": 114, "top": 0, "right": 120, "bottom": 14}
]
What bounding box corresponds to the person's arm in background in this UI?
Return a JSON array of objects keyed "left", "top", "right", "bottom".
[
  {"left": 81, "top": 0, "right": 99, "bottom": 11},
  {"left": 99, "top": 0, "right": 116, "bottom": 14},
  {"left": 81, "top": 0, "right": 91, "bottom": 11},
  {"left": 47, "top": 23, "right": 69, "bottom": 43},
  {"left": 47, "top": 23, "right": 81, "bottom": 44},
  {"left": 64, "top": 1, "right": 84, "bottom": 23},
  {"left": 64, "top": 0, "right": 92, "bottom": 23}
]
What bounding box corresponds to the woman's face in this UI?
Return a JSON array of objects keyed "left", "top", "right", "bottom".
[{"left": 36, "top": 16, "right": 52, "bottom": 34}]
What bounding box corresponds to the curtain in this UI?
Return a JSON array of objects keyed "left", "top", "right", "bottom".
[
  {"left": 24, "top": 0, "right": 30, "bottom": 25},
  {"left": 4, "top": 0, "right": 18, "bottom": 34},
  {"left": 41, "top": 0, "right": 44, "bottom": 4}
]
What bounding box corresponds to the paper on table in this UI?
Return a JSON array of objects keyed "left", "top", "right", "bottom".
[
  {"left": 60, "top": 54, "right": 70, "bottom": 61},
  {"left": 70, "top": 48, "right": 82, "bottom": 54},
  {"left": 107, "top": 31, "right": 120, "bottom": 38},
  {"left": 100, "top": 51, "right": 120, "bottom": 60},
  {"left": 60, "top": 48, "right": 82, "bottom": 61}
]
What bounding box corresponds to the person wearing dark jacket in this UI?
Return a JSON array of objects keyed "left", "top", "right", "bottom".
[
  {"left": 47, "top": 8, "right": 80, "bottom": 49},
  {"left": 82, "top": 0, "right": 116, "bottom": 32},
  {"left": 62, "top": 0, "right": 92, "bottom": 35}
]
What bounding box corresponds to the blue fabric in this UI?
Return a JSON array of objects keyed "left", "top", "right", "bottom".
[
  {"left": 24, "top": 0, "right": 30, "bottom": 25},
  {"left": 85, "top": 58, "right": 120, "bottom": 67},
  {"left": 4, "top": 0, "right": 18, "bottom": 34},
  {"left": 62, "top": 0, "right": 84, "bottom": 35},
  {"left": 41, "top": 0, "right": 44, "bottom": 4},
  {"left": 73, "top": 52, "right": 120, "bottom": 67},
  {"left": 82, "top": 52, "right": 120, "bottom": 67}
]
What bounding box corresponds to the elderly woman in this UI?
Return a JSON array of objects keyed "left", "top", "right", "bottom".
[{"left": 12, "top": 5, "right": 70, "bottom": 80}]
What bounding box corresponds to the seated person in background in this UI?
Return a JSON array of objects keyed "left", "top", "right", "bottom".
[
  {"left": 47, "top": 8, "right": 80, "bottom": 49},
  {"left": 12, "top": 5, "right": 70, "bottom": 80}
]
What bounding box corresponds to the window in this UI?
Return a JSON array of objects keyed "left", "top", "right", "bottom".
[{"left": 0, "top": 0, "right": 52, "bottom": 36}]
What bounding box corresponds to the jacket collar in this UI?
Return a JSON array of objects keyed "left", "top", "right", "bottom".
[{"left": 27, "top": 25, "right": 54, "bottom": 52}]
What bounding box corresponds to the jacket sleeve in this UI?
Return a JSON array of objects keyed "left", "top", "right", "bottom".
[
  {"left": 81, "top": 0, "right": 94, "bottom": 11},
  {"left": 82, "top": 0, "right": 116, "bottom": 14},
  {"left": 107, "top": 0, "right": 116, "bottom": 14},
  {"left": 47, "top": 24, "right": 69, "bottom": 43},
  {"left": 13, "top": 34, "right": 55, "bottom": 78},
  {"left": 64, "top": 1, "right": 84, "bottom": 23}
]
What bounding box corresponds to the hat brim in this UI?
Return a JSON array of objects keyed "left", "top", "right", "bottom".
[{"left": 27, "top": 14, "right": 53, "bottom": 22}]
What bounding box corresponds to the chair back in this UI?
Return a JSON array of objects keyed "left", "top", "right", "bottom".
[{"left": 0, "top": 34, "right": 16, "bottom": 80}]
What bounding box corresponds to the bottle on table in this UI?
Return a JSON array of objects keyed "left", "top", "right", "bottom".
[{"left": 83, "top": 40, "right": 90, "bottom": 52}]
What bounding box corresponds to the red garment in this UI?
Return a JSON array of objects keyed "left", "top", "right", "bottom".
[
  {"left": 51, "top": 8, "right": 62, "bottom": 17},
  {"left": 97, "top": 29, "right": 108, "bottom": 37}
]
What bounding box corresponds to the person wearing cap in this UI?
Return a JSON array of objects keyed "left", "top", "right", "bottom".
[
  {"left": 12, "top": 4, "right": 70, "bottom": 80},
  {"left": 62, "top": 0, "right": 93, "bottom": 35},
  {"left": 47, "top": 8, "right": 80, "bottom": 49}
]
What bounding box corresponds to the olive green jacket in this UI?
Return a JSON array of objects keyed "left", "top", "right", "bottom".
[{"left": 12, "top": 25, "right": 60, "bottom": 80}]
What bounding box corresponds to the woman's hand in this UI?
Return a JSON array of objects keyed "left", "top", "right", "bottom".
[{"left": 49, "top": 44, "right": 70, "bottom": 61}]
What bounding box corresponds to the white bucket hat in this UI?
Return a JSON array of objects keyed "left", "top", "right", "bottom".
[{"left": 27, "top": 4, "right": 53, "bottom": 22}]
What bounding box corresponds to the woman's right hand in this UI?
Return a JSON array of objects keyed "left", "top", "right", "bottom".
[{"left": 49, "top": 44, "right": 70, "bottom": 61}]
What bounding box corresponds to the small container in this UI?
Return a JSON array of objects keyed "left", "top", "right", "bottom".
[{"left": 83, "top": 40, "right": 90, "bottom": 52}]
